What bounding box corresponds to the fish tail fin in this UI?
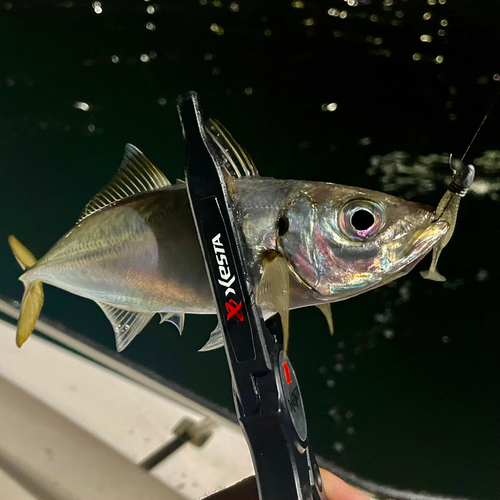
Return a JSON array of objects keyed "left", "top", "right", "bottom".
[
  {"left": 8, "top": 235, "right": 37, "bottom": 270},
  {"left": 8, "top": 235, "right": 44, "bottom": 347},
  {"left": 16, "top": 281, "right": 44, "bottom": 347},
  {"left": 420, "top": 269, "right": 446, "bottom": 282},
  {"left": 420, "top": 245, "right": 446, "bottom": 282}
]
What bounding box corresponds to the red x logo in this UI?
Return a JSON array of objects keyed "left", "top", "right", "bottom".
[{"left": 226, "top": 299, "right": 244, "bottom": 322}]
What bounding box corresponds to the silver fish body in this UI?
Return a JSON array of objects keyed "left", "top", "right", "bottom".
[
  {"left": 23, "top": 178, "right": 445, "bottom": 314},
  {"left": 24, "top": 184, "right": 214, "bottom": 314}
]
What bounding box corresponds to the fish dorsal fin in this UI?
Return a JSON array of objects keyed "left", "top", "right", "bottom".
[
  {"left": 205, "top": 119, "right": 260, "bottom": 178},
  {"left": 97, "top": 302, "right": 154, "bottom": 352},
  {"left": 79, "top": 144, "right": 171, "bottom": 222},
  {"left": 159, "top": 312, "right": 185, "bottom": 335},
  {"left": 199, "top": 322, "right": 224, "bottom": 352},
  {"left": 316, "top": 304, "right": 334, "bottom": 335}
]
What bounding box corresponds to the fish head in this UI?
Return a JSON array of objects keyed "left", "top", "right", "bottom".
[{"left": 276, "top": 182, "right": 449, "bottom": 298}]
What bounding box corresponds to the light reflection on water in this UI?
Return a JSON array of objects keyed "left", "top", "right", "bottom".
[{"left": 369, "top": 150, "right": 500, "bottom": 202}]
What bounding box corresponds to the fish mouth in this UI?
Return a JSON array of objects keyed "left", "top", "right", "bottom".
[{"left": 392, "top": 220, "right": 449, "bottom": 275}]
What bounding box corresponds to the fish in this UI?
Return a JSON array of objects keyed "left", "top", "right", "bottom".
[{"left": 8, "top": 119, "right": 449, "bottom": 352}]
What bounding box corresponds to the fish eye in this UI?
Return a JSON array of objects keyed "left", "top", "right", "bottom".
[
  {"left": 339, "top": 199, "right": 384, "bottom": 240},
  {"left": 351, "top": 209, "right": 375, "bottom": 231}
]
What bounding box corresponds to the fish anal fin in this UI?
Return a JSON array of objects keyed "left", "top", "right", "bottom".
[
  {"left": 17, "top": 281, "right": 44, "bottom": 347},
  {"left": 256, "top": 252, "right": 290, "bottom": 351},
  {"left": 199, "top": 322, "right": 224, "bottom": 352},
  {"left": 97, "top": 303, "right": 154, "bottom": 352},
  {"left": 316, "top": 304, "right": 334, "bottom": 335},
  {"left": 79, "top": 144, "right": 171, "bottom": 222},
  {"left": 159, "top": 312, "right": 185, "bottom": 335}
]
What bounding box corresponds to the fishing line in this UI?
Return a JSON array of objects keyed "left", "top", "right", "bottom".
[{"left": 460, "top": 74, "right": 500, "bottom": 163}]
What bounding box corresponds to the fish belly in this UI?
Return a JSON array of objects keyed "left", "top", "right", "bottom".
[{"left": 23, "top": 187, "right": 215, "bottom": 314}]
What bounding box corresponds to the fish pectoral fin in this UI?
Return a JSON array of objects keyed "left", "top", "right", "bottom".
[
  {"left": 159, "top": 312, "right": 185, "bottom": 335},
  {"left": 79, "top": 144, "right": 171, "bottom": 222},
  {"left": 96, "top": 303, "right": 154, "bottom": 352},
  {"left": 316, "top": 304, "right": 334, "bottom": 335},
  {"left": 199, "top": 323, "right": 224, "bottom": 352},
  {"left": 256, "top": 252, "right": 290, "bottom": 351}
]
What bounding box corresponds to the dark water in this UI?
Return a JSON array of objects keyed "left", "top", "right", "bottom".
[{"left": 1, "top": 1, "right": 499, "bottom": 498}]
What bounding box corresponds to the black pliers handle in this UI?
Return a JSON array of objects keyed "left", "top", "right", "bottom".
[{"left": 178, "top": 91, "right": 327, "bottom": 500}]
